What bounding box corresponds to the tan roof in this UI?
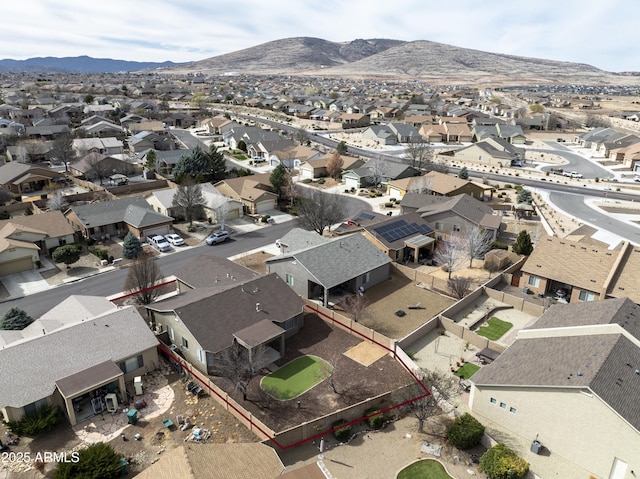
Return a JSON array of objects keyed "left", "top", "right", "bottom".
[
  {"left": 607, "top": 244, "right": 640, "bottom": 303},
  {"left": 134, "top": 443, "right": 283, "bottom": 479},
  {"left": 0, "top": 210, "right": 75, "bottom": 239},
  {"left": 216, "top": 174, "right": 277, "bottom": 203},
  {"left": 522, "top": 236, "right": 620, "bottom": 293}
]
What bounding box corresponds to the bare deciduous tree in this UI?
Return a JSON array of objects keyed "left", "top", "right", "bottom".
[
  {"left": 433, "top": 235, "right": 465, "bottom": 280},
  {"left": 46, "top": 191, "right": 68, "bottom": 212},
  {"left": 124, "top": 252, "right": 162, "bottom": 305},
  {"left": 87, "top": 156, "right": 110, "bottom": 185},
  {"left": 49, "top": 132, "right": 75, "bottom": 172},
  {"left": 326, "top": 152, "right": 345, "bottom": 179},
  {"left": 407, "top": 370, "right": 458, "bottom": 433},
  {"left": 338, "top": 293, "right": 369, "bottom": 323},
  {"left": 462, "top": 225, "right": 493, "bottom": 268},
  {"left": 367, "top": 156, "right": 387, "bottom": 187},
  {"left": 210, "top": 342, "right": 270, "bottom": 400},
  {"left": 296, "top": 189, "right": 347, "bottom": 235},
  {"left": 210, "top": 195, "right": 230, "bottom": 230},
  {"left": 172, "top": 178, "right": 205, "bottom": 226},
  {"left": 447, "top": 276, "right": 473, "bottom": 299},
  {"left": 409, "top": 175, "right": 433, "bottom": 195},
  {"left": 404, "top": 139, "right": 433, "bottom": 171}
]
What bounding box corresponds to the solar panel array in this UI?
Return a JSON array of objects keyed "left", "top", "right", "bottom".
[{"left": 375, "top": 220, "right": 431, "bottom": 243}]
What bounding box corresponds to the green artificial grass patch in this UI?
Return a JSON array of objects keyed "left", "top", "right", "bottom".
[
  {"left": 454, "top": 362, "right": 480, "bottom": 379},
  {"left": 261, "top": 355, "right": 331, "bottom": 400},
  {"left": 398, "top": 459, "right": 453, "bottom": 479},
  {"left": 476, "top": 316, "right": 513, "bottom": 341}
]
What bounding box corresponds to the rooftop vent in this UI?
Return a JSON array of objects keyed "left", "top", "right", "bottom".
[{"left": 256, "top": 302, "right": 261, "bottom": 312}]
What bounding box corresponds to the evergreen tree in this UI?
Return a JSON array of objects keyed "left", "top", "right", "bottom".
[
  {"left": 270, "top": 164, "right": 288, "bottom": 198},
  {"left": 516, "top": 188, "right": 533, "bottom": 204},
  {"left": 458, "top": 166, "right": 469, "bottom": 179},
  {"left": 122, "top": 232, "right": 143, "bottom": 259},
  {"left": 0, "top": 307, "right": 34, "bottom": 330},
  {"left": 52, "top": 244, "right": 80, "bottom": 267},
  {"left": 144, "top": 150, "right": 157, "bottom": 172},
  {"left": 336, "top": 140, "right": 348, "bottom": 155},
  {"left": 512, "top": 230, "right": 534, "bottom": 255},
  {"left": 208, "top": 145, "right": 227, "bottom": 181},
  {"left": 54, "top": 442, "right": 121, "bottom": 479}
]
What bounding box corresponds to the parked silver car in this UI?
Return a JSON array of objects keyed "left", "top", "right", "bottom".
[{"left": 205, "top": 230, "right": 230, "bottom": 245}]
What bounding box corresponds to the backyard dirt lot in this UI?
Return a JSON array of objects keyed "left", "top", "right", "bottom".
[
  {"left": 220, "top": 313, "right": 416, "bottom": 433},
  {"left": 341, "top": 273, "right": 456, "bottom": 340}
]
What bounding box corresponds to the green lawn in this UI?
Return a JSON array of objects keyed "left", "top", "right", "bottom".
[
  {"left": 454, "top": 362, "right": 480, "bottom": 380},
  {"left": 398, "top": 459, "right": 453, "bottom": 479},
  {"left": 261, "top": 355, "right": 331, "bottom": 400},
  {"left": 476, "top": 316, "right": 513, "bottom": 341}
]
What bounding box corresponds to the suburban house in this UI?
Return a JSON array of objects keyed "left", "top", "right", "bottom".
[
  {"left": 361, "top": 213, "right": 435, "bottom": 264},
  {"left": 146, "top": 267, "right": 305, "bottom": 376},
  {"left": 470, "top": 298, "right": 640, "bottom": 479},
  {"left": 200, "top": 116, "right": 238, "bottom": 135},
  {"left": 0, "top": 298, "right": 158, "bottom": 427},
  {"left": 222, "top": 126, "right": 283, "bottom": 151},
  {"left": 73, "top": 137, "right": 124, "bottom": 157},
  {"left": 442, "top": 121, "right": 473, "bottom": 143},
  {"left": 266, "top": 231, "right": 392, "bottom": 307},
  {"left": 268, "top": 143, "right": 321, "bottom": 169},
  {"left": 145, "top": 183, "right": 243, "bottom": 222},
  {"left": 520, "top": 236, "right": 640, "bottom": 304},
  {"left": 65, "top": 196, "right": 174, "bottom": 240},
  {"left": 0, "top": 210, "right": 76, "bottom": 275},
  {"left": 443, "top": 137, "right": 525, "bottom": 166},
  {"left": 342, "top": 163, "right": 421, "bottom": 189},
  {"left": 0, "top": 162, "right": 64, "bottom": 197},
  {"left": 68, "top": 152, "right": 132, "bottom": 180},
  {"left": 387, "top": 171, "right": 492, "bottom": 201},
  {"left": 172, "top": 255, "right": 259, "bottom": 294},
  {"left": 143, "top": 149, "right": 192, "bottom": 177},
  {"left": 361, "top": 125, "right": 398, "bottom": 145},
  {"left": 401, "top": 193, "right": 501, "bottom": 241},
  {"left": 214, "top": 173, "right": 278, "bottom": 214},
  {"left": 299, "top": 154, "right": 364, "bottom": 180},
  {"left": 128, "top": 131, "right": 175, "bottom": 153}
]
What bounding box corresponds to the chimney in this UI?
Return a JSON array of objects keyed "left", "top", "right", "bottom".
[{"left": 256, "top": 302, "right": 261, "bottom": 312}]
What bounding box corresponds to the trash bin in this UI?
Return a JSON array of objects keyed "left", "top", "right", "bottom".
[
  {"left": 127, "top": 408, "right": 138, "bottom": 425},
  {"left": 530, "top": 439, "right": 542, "bottom": 454},
  {"left": 119, "top": 457, "right": 127, "bottom": 475}
]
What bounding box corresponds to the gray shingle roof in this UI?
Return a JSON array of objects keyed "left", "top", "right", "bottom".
[
  {"left": 174, "top": 256, "right": 259, "bottom": 290},
  {"left": 269, "top": 233, "right": 392, "bottom": 289},
  {"left": 148, "top": 274, "right": 304, "bottom": 353},
  {"left": 0, "top": 306, "right": 158, "bottom": 409},
  {"left": 69, "top": 196, "right": 172, "bottom": 229}
]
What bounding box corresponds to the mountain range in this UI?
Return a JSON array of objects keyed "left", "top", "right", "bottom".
[
  {"left": 1, "top": 38, "right": 634, "bottom": 84},
  {"left": 0, "top": 55, "right": 178, "bottom": 73}
]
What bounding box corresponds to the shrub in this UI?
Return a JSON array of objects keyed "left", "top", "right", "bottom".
[
  {"left": 491, "top": 241, "right": 508, "bottom": 250},
  {"left": 52, "top": 244, "right": 81, "bottom": 267},
  {"left": 365, "top": 408, "right": 384, "bottom": 430},
  {"left": 0, "top": 210, "right": 9, "bottom": 220},
  {"left": 0, "top": 307, "right": 34, "bottom": 330},
  {"left": 503, "top": 184, "right": 512, "bottom": 189},
  {"left": 595, "top": 176, "right": 599, "bottom": 182},
  {"left": 302, "top": 178, "right": 313, "bottom": 184},
  {"left": 6, "top": 404, "right": 61, "bottom": 436},
  {"left": 332, "top": 419, "right": 352, "bottom": 442},
  {"left": 54, "top": 442, "right": 121, "bottom": 479},
  {"left": 446, "top": 413, "right": 485, "bottom": 449},
  {"left": 384, "top": 202, "right": 394, "bottom": 208},
  {"left": 316, "top": 178, "right": 325, "bottom": 184},
  {"left": 480, "top": 443, "right": 529, "bottom": 479},
  {"left": 89, "top": 246, "right": 109, "bottom": 262},
  {"left": 187, "top": 225, "right": 196, "bottom": 232},
  {"left": 261, "top": 214, "right": 271, "bottom": 222}
]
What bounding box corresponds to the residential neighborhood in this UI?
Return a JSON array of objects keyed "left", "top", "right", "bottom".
[{"left": 2, "top": 62, "right": 640, "bottom": 479}]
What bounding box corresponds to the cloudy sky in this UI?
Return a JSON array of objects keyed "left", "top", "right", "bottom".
[{"left": 4, "top": 0, "right": 638, "bottom": 72}]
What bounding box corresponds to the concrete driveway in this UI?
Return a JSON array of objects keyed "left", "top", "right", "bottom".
[{"left": 1, "top": 269, "right": 51, "bottom": 299}]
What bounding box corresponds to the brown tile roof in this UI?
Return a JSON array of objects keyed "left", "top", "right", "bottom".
[{"left": 522, "top": 236, "right": 620, "bottom": 293}]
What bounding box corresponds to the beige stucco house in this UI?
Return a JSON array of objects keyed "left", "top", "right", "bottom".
[{"left": 470, "top": 298, "right": 640, "bottom": 479}]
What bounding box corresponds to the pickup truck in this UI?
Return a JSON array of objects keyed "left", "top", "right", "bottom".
[{"left": 147, "top": 235, "right": 171, "bottom": 252}]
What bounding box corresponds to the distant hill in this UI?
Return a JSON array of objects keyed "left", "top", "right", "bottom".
[
  {"left": 171, "top": 37, "right": 628, "bottom": 85},
  {"left": 0, "top": 56, "right": 181, "bottom": 73}
]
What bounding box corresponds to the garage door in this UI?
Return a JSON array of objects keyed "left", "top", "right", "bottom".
[
  {"left": 0, "top": 257, "right": 34, "bottom": 276},
  {"left": 144, "top": 226, "right": 170, "bottom": 238},
  {"left": 255, "top": 200, "right": 275, "bottom": 214},
  {"left": 344, "top": 177, "right": 360, "bottom": 190}
]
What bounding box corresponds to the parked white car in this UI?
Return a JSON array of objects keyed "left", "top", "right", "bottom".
[{"left": 164, "top": 233, "right": 185, "bottom": 246}]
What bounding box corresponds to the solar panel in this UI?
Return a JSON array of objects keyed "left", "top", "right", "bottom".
[{"left": 377, "top": 219, "right": 432, "bottom": 243}]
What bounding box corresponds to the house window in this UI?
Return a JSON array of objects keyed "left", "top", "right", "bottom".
[
  {"left": 490, "top": 397, "right": 497, "bottom": 404},
  {"left": 282, "top": 316, "right": 300, "bottom": 331},
  {"left": 167, "top": 326, "right": 174, "bottom": 341},
  {"left": 364, "top": 272, "right": 371, "bottom": 284},
  {"left": 58, "top": 238, "right": 67, "bottom": 246},
  {"left": 181, "top": 337, "right": 189, "bottom": 349},
  {"left": 197, "top": 349, "right": 205, "bottom": 363},
  {"left": 435, "top": 222, "right": 444, "bottom": 230},
  {"left": 286, "top": 274, "right": 294, "bottom": 286},
  {"left": 499, "top": 402, "right": 506, "bottom": 409},
  {"left": 528, "top": 276, "right": 540, "bottom": 287},
  {"left": 509, "top": 407, "right": 517, "bottom": 414},
  {"left": 453, "top": 224, "right": 460, "bottom": 232},
  {"left": 119, "top": 354, "right": 144, "bottom": 374},
  {"left": 579, "top": 291, "right": 595, "bottom": 302}
]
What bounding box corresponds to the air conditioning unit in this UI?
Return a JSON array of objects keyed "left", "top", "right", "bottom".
[{"left": 169, "top": 344, "right": 178, "bottom": 352}]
